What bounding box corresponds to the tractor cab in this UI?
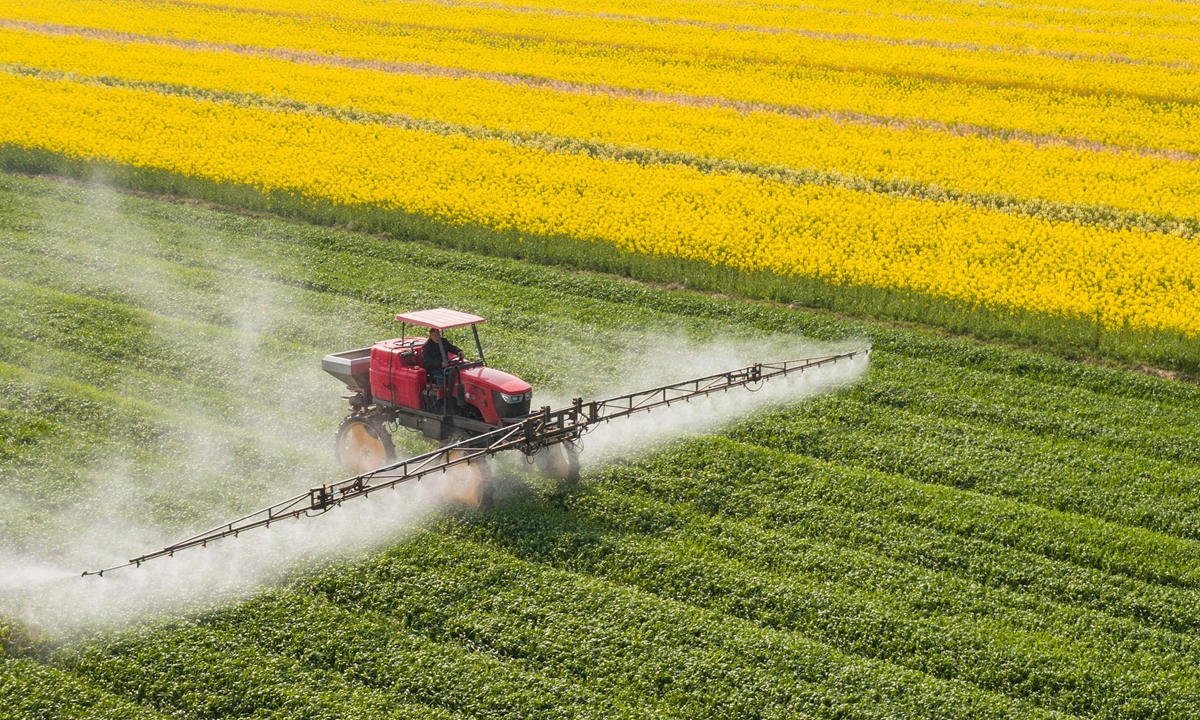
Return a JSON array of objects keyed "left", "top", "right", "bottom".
[
  {"left": 322, "top": 308, "right": 533, "bottom": 460},
  {"left": 382, "top": 308, "right": 531, "bottom": 422},
  {"left": 394, "top": 308, "right": 487, "bottom": 390}
]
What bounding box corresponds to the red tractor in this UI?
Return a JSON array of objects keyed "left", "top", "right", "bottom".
[{"left": 322, "top": 308, "right": 573, "bottom": 504}]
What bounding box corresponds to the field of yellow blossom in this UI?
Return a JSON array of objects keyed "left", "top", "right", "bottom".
[
  {"left": 0, "top": 0, "right": 1196, "bottom": 366},
  {"left": 7, "top": 3, "right": 1200, "bottom": 716}
]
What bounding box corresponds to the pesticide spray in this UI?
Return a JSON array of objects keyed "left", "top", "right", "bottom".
[
  {"left": 0, "top": 181, "right": 869, "bottom": 638},
  {"left": 1, "top": 337, "right": 866, "bottom": 637},
  {"left": 542, "top": 332, "right": 870, "bottom": 462}
]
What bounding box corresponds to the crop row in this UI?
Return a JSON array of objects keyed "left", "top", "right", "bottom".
[
  {"left": 6, "top": 0, "right": 1199, "bottom": 153},
  {"left": 65, "top": 590, "right": 655, "bottom": 719},
  {"left": 855, "top": 353, "right": 1200, "bottom": 460},
  {"left": 739, "top": 390, "right": 1200, "bottom": 538},
  {"left": 575, "top": 464, "right": 1200, "bottom": 635},
  {"left": 51, "top": 526, "right": 1188, "bottom": 718},
  {"left": 57, "top": 612, "right": 473, "bottom": 719},
  {"left": 435, "top": 0, "right": 1200, "bottom": 47},
  {"left": 452, "top": 486, "right": 1200, "bottom": 717},
  {"left": 295, "top": 533, "right": 1057, "bottom": 718},
  {"left": 0, "top": 657, "right": 170, "bottom": 720},
  {"left": 6, "top": 28, "right": 1199, "bottom": 229},
  {"left": 160, "top": 0, "right": 1200, "bottom": 103},
  {"left": 5, "top": 73, "right": 1199, "bottom": 339},
  {"left": 672, "top": 434, "right": 1200, "bottom": 590}
]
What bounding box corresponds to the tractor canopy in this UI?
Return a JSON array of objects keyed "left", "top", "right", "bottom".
[{"left": 395, "top": 308, "right": 485, "bottom": 330}]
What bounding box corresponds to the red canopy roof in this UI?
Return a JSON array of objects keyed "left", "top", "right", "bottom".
[{"left": 395, "top": 308, "right": 486, "bottom": 330}]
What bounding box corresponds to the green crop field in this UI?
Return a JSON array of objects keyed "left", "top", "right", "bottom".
[{"left": 2, "top": 171, "right": 1200, "bottom": 720}]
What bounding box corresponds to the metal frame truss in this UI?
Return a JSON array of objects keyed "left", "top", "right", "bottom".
[{"left": 83, "top": 348, "right": 867, "bottom": 576}]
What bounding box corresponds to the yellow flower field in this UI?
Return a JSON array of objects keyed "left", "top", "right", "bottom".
[
  {"left": 4, "top": 28, "right": 1197, "bottom": 225},
  {"left": 4, "top": 0, "right": 1200, "bottom": 153},
  {"left": 199, "top": 0, "right": 1200, "bottom": 103},
  {"left": 0, "top": 0, "right": 1197, "bottom": 339}
]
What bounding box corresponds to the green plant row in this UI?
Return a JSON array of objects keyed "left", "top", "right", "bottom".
[
  {"left": 0, "top": 657, "right": 170, "bottom": 720},
  {"left": 599, "top": 455, "right": 1200, "bottom": 636},
  {"left": 297, "top": 532, "right": 1058, "bottom": 720},
  {"left": 636, "top": 436, "right": 1200, "bottom": 593},
  {"left": 64, "top": 590, "right": 646, "bottom": 720},
  {"left": 452, "top": 484, "right": 1200, "bottom": 718},
  {"left": 735, "top": 394, "right": 1200, "bottom": 540},
  {"left": 2, "top": 147, "right": 1197, "bottom": 373},
  {"left": 55, "top": 609, "right": 465, "bottom": 720}
]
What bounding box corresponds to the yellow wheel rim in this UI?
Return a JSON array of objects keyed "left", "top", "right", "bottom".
[
  {"left": 339, "top": 421, "right": 387, "bottom": 473},
  {"left": 442, "top": 450, "right": 486, "bottom": 506}
]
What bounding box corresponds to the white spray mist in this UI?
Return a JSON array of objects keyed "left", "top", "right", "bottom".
[
  {"left": 0, "top": 181, "right": 446, "bottom": 637},
  {"left": 542, "top": 332, "right": 870, "bottom": 461},
  {"left": 0, "top": 181, "right": 868, "bottom": 638}
]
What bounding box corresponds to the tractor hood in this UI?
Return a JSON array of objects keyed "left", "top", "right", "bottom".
[{"left": 461, "top": 366, "right": 532, "bottom": 395}]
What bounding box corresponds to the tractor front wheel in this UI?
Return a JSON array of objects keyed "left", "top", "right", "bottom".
[
  {"left": 335, "top": 414, "right": 396, "bottom": 473},
  {"left": 533, "top": 443, "right": 582, "bottom": 484},
  {"left": 441, "top": 449, "right": 495, "bottom": 508}
]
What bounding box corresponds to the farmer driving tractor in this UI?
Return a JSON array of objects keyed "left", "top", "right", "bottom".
[{"left": 422, "top": 326, "right": 463, "bottom": 385}]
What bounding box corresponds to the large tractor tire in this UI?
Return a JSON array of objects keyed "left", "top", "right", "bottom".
[
  {"left": 533, "top": 444, "right": 581, "bottom": 484},
  {"left": 441, "top": 449, "right": 495, "bottom": 507},
  {"left": 335, "top": 414, "right": 396, "bottom": 474}
]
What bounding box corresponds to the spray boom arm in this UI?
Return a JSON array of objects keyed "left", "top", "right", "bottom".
[{"left": 82, "top": 349, "right": 868, "bottom": 576}]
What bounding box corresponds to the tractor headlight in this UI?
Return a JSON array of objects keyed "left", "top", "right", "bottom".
[{"left": 500, "top": 391, "right": 526, "bottom": 404}]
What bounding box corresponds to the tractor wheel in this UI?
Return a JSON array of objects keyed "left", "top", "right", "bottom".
[
  {"left": 534, "top": 444, "right": 580, "bottom": 482},
  {"left": 566, "top": 444, "right": 581, "bottom": 486},
  {"left": 441, "top": 449, "right": 495, "bottom": 507},
  {"left": 335, "top": 414, "right": 396, "bottom": 473}
]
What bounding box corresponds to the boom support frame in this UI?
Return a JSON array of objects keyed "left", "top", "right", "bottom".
[{"left": 83, "top": 349, "right": 867, "bottom": 576}]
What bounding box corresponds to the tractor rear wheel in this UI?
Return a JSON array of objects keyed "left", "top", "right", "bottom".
[
  {"left": 533, "top": 444, "right": 581, "bottom": 484},
  {"left": 566, "top": 444, "right": 581, "bottom": 485},
  {"left": 335, "top": 414, "right": 396, "bottom": 473},
  {"left": 441, "top": 449, "right": 495, "bottom": 507}
]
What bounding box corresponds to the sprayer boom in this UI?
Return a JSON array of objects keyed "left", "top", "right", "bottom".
[{"left": 82, "top": 349, "right": 868, "bottom": 576}]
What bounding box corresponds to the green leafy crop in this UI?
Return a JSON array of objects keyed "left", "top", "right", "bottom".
[{"left": 1, "top": 173, "right": 1199, "bottom": 718}]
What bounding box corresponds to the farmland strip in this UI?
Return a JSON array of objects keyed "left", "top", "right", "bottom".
[
  {"left": 854, "top": 354, "right": 1200, "bottom": 464},
  {"left": 307, "top": 531, "right": 1067, "bottom": 719},
  {"left": 194, "top": 591, "right": 667, "bottom": 718},
  {"left": 445, "top": 0, "right": 1200, "bottom": 42},
  {"left": 123, "top": 0, "right": 1200, "bottom": 104},
  {"left": 4, "top": 29, "right": 1199, "bottom": 236},
  {"left": 57, "top": 617, "right": 467, "bottom": 719},
  {"left": 390, "top": 0, "right": 1200, "bottom": 68},
  {"left": 738, "top": 394, "right": 1200, "bottom": 540},
  {"left": 0, "top": 657, "right": 170, "bottom": 720},
  {"left": 7, "top": 19, "right": 1195, "bottom": 165},
  {"left": 2, "top": 74, "right": 1198, "bottom": 339},
  {"left": 640, "top": 436, "right": 1200, "bottom": 591},
  {"left": 579, "top": 473, "right": 1200, "bottom": 636},
  {"left": 4, "top": 0, "right": 1200, "bottom": 153},
  {"left": 457, "top": 496, "right": 1200, "bottom": 717}
]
